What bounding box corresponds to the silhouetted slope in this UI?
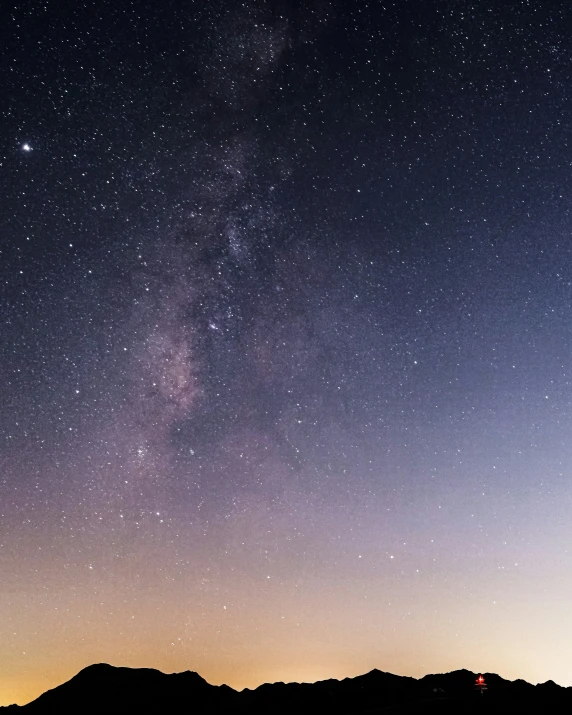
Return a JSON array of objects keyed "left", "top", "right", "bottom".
[
  {"left": 2, "top": 664, "right": 572, "bottom": 714},
  {"left": 5, "top": 663, "right": 237, "bottom": 714},
  {"left": 239, "top": 669, "right": 419, "bottom": 714}
]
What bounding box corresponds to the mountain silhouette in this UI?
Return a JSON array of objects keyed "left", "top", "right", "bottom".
[{"left": 2, "top": 664, "right": 571, "bottom": 714}]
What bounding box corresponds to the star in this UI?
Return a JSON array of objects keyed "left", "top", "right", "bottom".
[{"left": 21, "top": 143, "right": 32, "bottom": 152}]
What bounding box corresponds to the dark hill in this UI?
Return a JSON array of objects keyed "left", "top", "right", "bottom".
[
  {"left": 2, "top": 664, "right": 572, "bottom": 714},
  {"left": 3, "top": 663, "right": 237, "bottom": 714}
]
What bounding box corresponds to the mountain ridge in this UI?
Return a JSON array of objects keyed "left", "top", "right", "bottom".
[{"left": 3, "top": 664, "right": 571, "bottom": 713}]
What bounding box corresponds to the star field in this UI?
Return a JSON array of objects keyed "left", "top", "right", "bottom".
[{"left": 2, "top": 0, "right": 572, "bottom": 706}]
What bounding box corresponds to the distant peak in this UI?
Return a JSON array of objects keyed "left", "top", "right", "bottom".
[{"left": 75, "top": 663, "right": 116, "bottom": 675}]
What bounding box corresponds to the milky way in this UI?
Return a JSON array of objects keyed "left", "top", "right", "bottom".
[{"left": 3, "top": 0, "right": 572, "bottom": 706}]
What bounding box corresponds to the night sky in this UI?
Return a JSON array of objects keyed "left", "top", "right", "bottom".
[{"left": 2, "top": 0, "right": 572, "bottom": 706}]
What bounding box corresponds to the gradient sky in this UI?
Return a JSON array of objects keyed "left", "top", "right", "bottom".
[{"left": 2, "top": 0, "right": 572, "bottom": 706}]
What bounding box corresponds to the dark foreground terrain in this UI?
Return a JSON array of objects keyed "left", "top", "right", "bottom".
[{"left": 2, "top": 664, "right": 569, "bottom": 714}]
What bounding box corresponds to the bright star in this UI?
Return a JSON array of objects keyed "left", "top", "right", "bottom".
[{"left": 21, "top": 143, "right": 32, "bottom": 152}]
